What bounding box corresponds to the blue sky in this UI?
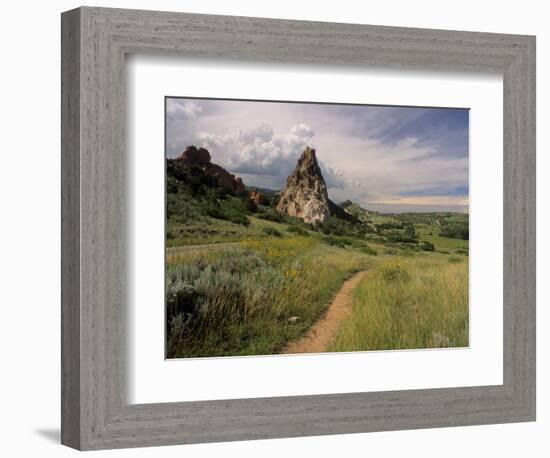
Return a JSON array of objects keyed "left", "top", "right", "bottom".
[{"left": 166, "top": 97, "right": 469, "bottom": 213}]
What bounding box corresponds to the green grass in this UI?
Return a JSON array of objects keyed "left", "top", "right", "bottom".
[
  {"left": 167, "top": 216, "right": 307, "bottom": 247},
  {"left": 166, "top": 237, "right": 376, "bottom": 358},
  {"left": 165, "top": 159, "right": 470, "bottom": 356},
  {"left": 329, "top": 254, "right": 469, "bottom": 352},
  {"left": 420, "top": 234, "right": 469, "bottom": 251}
]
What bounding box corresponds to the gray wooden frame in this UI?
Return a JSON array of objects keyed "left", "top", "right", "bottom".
[{"left": 61, "top": 6, "right": 536, "bottom": 451}]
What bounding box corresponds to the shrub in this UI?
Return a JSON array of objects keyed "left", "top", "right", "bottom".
[
  {"left": 359, "top": 244, "right": 378, "bottom": 256},
  {"left": 380, "top": 263, "right": 410, "bottom": 282},
  {"left": 448, "top": 256, "right": 463, "bottom": 264},
  {"left": 205, "top": 204, "right": 226, "bottom": 220},
  {"left": 228, "top": 213, "right": 250, "bottom": 226},
  {"left": 286, "top": 225, "right": 309, "bottom": 236},
  {"left": 322, "top": 235, "right": 352, "bottom": 248},
  {"left": 257, "top": 209, "right": 285, "bottom": 223},
  {"left": 319, "top": 216, "right": 365, "bottom": 237},
  {"left": 339, "top": 200, "right": 354, "bottom": 209},
  {"left": 440, "top": 222, "right": 469, "bottom": 240},
  {"left": 385, "top": 224, "right": 417, "bottom": 244},
  {"left": 420, "top": 241, "right": 435, "bottom": 252},
  {"left": 262, "top": 227, "right": 282, "bottom": 237},
  {"left": 214, "top": 186, "right": 230, "bottom": 200},
  {"left": 245, "top": 198, "right": 258, "bottom": 213},
  {"left": 376, "top": 222, "right": 404, "bottom": 231}
]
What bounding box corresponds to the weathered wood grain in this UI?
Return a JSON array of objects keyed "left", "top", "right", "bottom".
[
  {"left": 61, "top": 6, "right": 536, "bottom": 450},
  {"left": 61, "top": 7, "right": 81, "bottom": 449}
]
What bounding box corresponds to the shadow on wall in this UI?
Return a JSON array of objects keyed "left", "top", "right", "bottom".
[{"left": 34, "top": 429, "right": 59, "bottom": 443}]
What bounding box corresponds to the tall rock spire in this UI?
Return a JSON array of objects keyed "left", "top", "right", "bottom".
[{"left": 276, "top": 147, "right": 331, "bottom": 224}]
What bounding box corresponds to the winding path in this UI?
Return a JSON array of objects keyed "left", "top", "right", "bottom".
[{"left": 282, "top": 270, "right": 369, "bottom": 354}]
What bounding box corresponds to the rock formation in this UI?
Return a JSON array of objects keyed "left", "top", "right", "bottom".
[
  {"left": 177, "top": 146, "right": 245, "bottom": 193},
  {"left": 277, "top": 147, "right": 331, "bottom": 224},
  {"left": 250, "top": 189, "right": 269, "bottom": 206},
  {"left": 179, "top": 145, "right": 211, "bottom": 164}
]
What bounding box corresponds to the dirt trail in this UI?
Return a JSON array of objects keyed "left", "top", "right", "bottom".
[{"left": 282, "top": 270, "right": 369, "bottom": 354}]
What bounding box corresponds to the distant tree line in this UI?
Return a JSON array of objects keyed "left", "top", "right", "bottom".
[{"left": 440, "top": 222, "right": 469, "bottom": 240}]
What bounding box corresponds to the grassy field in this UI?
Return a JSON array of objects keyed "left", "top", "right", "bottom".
[
  {"left": 165, "top": 158, "right": 469, "bottom": 357},
  {"left": 330, "top": 254, "right": 469, "bottom": 352},
  {"left": 165, "top": 212, "right": 469, "bottom": 358},
  {"left": 167, "top": 216, "right": 315, "bottom": 247},
  {"left": 166, "top": 225, "right": 469, "bottom": 358},
  {"left": 167, "top": 236, "right": 376, "bottom": 358}
]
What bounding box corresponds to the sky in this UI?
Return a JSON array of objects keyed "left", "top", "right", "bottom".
[{"left": 166, "top": 97, "right": 469, "bottom": 213}]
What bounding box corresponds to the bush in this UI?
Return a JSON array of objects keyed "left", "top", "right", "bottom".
[
  {"left": 258, "top": 210, "right": 283, "bottom": 223},
  {"left": 376, "top": 222, "right": 404, "bottom": 231},
  {"left": 319, "top": 216, "right": 365, "bottom": 237},
  {"left": 262, "top": 227, "right": 282, "bottom": 237},
  {"left": 339, "top": 200, "right": 353, "bottom": 209},
  {"left": 359, "top": 245, "right": 378, "bottom": 256},
  {"left": 440, "top": 222, "right": 469, "bottom": 240},
  {"left": 420, "top": 241, "right": 435, "bottom": 252},
  {"left": 228, "top": 213, "right": 250, "bottom": 226},
  {"left": 380, "top": 263, "right": 410, "bottom": 282},
  {"left": 286, "top": 225, "right": 309, "bottom": 236},
  {"left": 448, "top": 256, "right": 463, "bottom": 264},
  {"left": 245, "top": 198, "right": 258, "bottom": 213},
  {"left": 322, "top": 235, "right": 353, "bottom": 248},
  {"left": 205, "top": 204, "right": 226, "bottom": 220}
]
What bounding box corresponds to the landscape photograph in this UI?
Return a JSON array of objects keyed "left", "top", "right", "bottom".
[{"left": 165, "top": 97, "right": 469, "bottom": 359}]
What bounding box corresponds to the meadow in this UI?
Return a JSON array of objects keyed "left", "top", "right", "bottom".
[
  {"left": 166, "top": 236, "right": 375, "bottom": 358},
  {"left": 330, "top": 254, "right": 469, "bottom": 352},
  {"left": 166, "top": 221, "right": 469, "bottom": 358},
  {"left": 165, "top": 157, "right": 469, "bottom": 358}
]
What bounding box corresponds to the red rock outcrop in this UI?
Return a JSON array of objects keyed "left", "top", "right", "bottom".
[
  {"left": 178, "top": 145, "right": 211, "bottom": 164},
  {"left": 177, "top": 146, "right": 245, "bottom": 193},
  {"left": 250, "top": 189, "right": 269, "bottom": 206}
]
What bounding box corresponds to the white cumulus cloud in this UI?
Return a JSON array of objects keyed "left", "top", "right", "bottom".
[{"left": 166, "top": 99, "right": 203, "bottom": 119}]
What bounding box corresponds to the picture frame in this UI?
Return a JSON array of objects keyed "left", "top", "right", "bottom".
[{"left": 61, "top": 6, "right": 536, "bottom": 450}]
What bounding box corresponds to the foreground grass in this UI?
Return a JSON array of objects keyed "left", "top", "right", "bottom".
[
  {"left": 330, "top": 254, "right": 469, "bottom": 352},
  {"left": 166, "top": 236, "right": 375, "bottom": 358}
]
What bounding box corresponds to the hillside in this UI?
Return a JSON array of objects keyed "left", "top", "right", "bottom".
[{"left": 166, "top": 145, "right": 468, "bottom": 253}]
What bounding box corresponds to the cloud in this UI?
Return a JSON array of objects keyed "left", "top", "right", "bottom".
[
  {"left": 195, "top": 122, "right": 347, "bottom": 190},
  {"left": 166, "top": 99, "right": 203, "bottom": 119},
  {"left": 165, "top": 97, "right": 469, "bottom": 212}
]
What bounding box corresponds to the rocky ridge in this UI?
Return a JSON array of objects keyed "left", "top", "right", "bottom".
[{"left": 177, "top": 146, "right": 245, "bottom": 193}]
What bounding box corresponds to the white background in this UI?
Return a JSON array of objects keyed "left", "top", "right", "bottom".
[
  {"left": 0, "top": 0, "right": 547, "bottom": 457},
  {"left": 129, "top": 58, "right": 503, "bottom": 403}
]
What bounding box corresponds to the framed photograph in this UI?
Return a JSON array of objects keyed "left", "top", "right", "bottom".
[
  {"left": 61, "top": 6, "right": 536, "bottom": 450},
  {"left": 164, "top": 98, "right": 470, "bottom": 360}
]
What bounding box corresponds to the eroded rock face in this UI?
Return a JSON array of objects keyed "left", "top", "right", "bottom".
[
  {"left": 177, "top": 146, "right": 245, "bottom": 193},
  {"left": 250, "top": 189, "right": 269, "bottom": 206},
  {"left": 277, "top": 147, "right": 330, "bottom": 224}
]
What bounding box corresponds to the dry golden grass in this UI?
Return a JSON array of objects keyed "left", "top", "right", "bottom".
[{"left": 330, "top": 254, "right": 469, "bottom": 352}]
